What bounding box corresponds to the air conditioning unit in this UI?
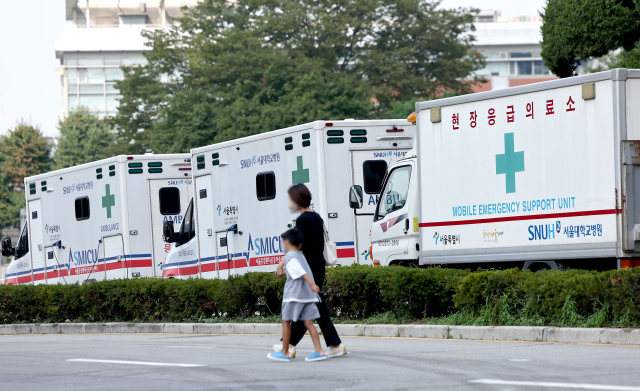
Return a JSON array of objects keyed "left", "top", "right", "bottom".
[{"left": 499, "top": 52, "right": 508, "bottom": 59}]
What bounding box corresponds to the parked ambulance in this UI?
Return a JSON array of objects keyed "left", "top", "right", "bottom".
[
  {"left": 161, "top": 120, "right": 415, "bottom": 278},
  {"left": 1, "top": 154, "right": 193, "bottom": 285},
  {"left": 353, "top": 69, "right": 640, "bottom": 271}
]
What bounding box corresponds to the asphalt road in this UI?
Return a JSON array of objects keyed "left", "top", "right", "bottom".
[{"left": 1, "top": 333, "right": 640, "bottom": 391}]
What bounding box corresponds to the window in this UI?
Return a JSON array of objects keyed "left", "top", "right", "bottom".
[
  {"left": 180, "top": 200, "right": 196, "bottom": 242},
  {"left": 67, "top": 68, "right": 78, "bottom": 83},
  {"left": 159, "top": 187, "right": 181, "bottom": 215},
  {"left": 517, "top": 61, "right": 533, "bottom": 75},
  {"left": 15, "top": 224, "right": 29, "bottom": 259},
  {"left": 80, "top": 84, "right": 103, "bottom": 93},
  {"left": 363, "top": 160, "right": 388, "bottom": 194},
  {"left": 376, "top": 166, "right": 412, "bottom": 221},
  {"left": 534, "top": 60, "right": 550, "bottom": 75},
  {"left": 78, "top": 59, "right": 103, "bottom": 66},
  {"left": 75, "top": 197, "right": 90, "bottom": 221},
  {"left": 79, "top": 95, "right": 104, "bottom": 111},
  {"left": 87, "top": 68, "right": 104, "bottom": 83},
  {"left": 77, "top": 69, "right": 87, "bottom": 83},
  {"left": 106, "top": 95, "right": 121, "bottom": 111},
  {"left": 256, "top": 172, "right": 276, "bottom": 201},
  {"left": 68, "top": 95, "right": 78, "bottom": 109},
  {"left": 105, "top": 68, "right": 123, "bottom": 82},
  {"left": 509, "top": 52, "right": 532, "bottom": 58}
]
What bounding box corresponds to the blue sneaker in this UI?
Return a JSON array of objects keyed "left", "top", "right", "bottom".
[
  {"left": 267, "top": 350, "right": 292, "bottom": 362},
  {"left": 305, "top": 352, "right": 328, "bottom": 362}
]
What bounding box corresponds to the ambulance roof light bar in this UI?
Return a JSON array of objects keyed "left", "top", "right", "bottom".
[{"left": 127, "top": 156, "right": 134, "bottom": 160}]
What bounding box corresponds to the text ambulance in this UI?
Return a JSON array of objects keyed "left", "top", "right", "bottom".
[
  {"left": 356, "top": 69, "right": 640, "bottom": 270},
  {"left": 162, "top": 120, "right": 415, "bottom": 278},
  {"left": 1, "top": 154, "right": 193, "bottom": 284}
]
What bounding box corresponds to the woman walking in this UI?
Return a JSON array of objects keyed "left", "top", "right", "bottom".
[{"left": 274, "top": 183, "right": 347, "bottom": 358}]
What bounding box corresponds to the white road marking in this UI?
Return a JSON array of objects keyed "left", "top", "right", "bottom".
[
  {"left": 167, "top": 345, "right": 217, "bottom": 349},
  {"left": 469, "top": 379, "right": 640, "bottom": 390},
  {"left": 67, "top": 359, "right": 204, "bottom": 367},
  {"left": 508, "top": 359, "right": 531, "bottom": 362}
]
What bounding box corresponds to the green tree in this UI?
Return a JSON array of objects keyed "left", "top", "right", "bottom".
[
  {"left": 54, "top": 107, "right": 116, "bottom": 169},
  {"left": 0, "top": 178, "right": 24, "bottom": 229},
  {"left": 0, "top": 121, "right": 51, "bottom": 229},
  {"left": 541, "top": 0, "right": 640, "bottom": 77},
  {"left": 261, "top": 0, "right": 484, "bottom": 112},
  {"left": 113, "top": 0, "right": 483, "bottom": 153}
]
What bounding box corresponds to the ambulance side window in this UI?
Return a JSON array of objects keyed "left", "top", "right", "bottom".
[
  {"left": 363, "top": 160, "right": 387, "bottom": 194},
  {"left": 75, "top": 197, "right": 90, "bottom": 221},
  {"left": 180, "top": 200, "right": 195, "bottom": 243},
  {"left": 256, "top": 172, "right": 276, "bottom": 201},
  {"left": 159, "top": 187, "right": 181, "bottom": 215}
]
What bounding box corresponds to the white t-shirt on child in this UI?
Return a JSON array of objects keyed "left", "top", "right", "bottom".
[{"left": 285, "top": 258, "right": 306, "bottom": 279}]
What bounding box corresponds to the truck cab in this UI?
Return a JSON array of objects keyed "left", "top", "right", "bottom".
[
  {"left": 1, "top": 224, "right": 32, "bottom": 285},
  {"left": 351, "top": 149, "right": 420, "bottom": 266}
]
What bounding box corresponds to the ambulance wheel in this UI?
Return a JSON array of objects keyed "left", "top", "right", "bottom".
[{"left": 523, "top": 261, "right": 559, "bottom": 272}]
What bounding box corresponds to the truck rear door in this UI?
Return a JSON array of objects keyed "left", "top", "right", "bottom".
[
  {"left": 195, "top": 175, "right": 217, "bottom": 278},
  {"left": 148, "top": 179, "right": 193, "bottom": 277},
  {"left": 28, "top": 199, "right": 45, "bottom": 284},
  {"left": 350, "top": 149, "right": 410, "bottom": 264}
]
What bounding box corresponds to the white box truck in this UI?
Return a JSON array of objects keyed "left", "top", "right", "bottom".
[
  {"left": 1, "top": 154, "right": 193, "bottom": 285},
  {"left": 161, "top": 120, "right": 415, "bottom": 278},
  {"left": 355, "top": 69, "right": 640, "bottom": 270}
]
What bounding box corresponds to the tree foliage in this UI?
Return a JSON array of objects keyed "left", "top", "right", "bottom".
[
  {"left": 113, "top": 0, "right": 484, "bottom": 153},
  {"left": 54, "top": 107, "right": 116, "bottom": 170},
  {"left": 541, "top": 0, "right": 640, "bottom": 77},
  {"left": 0, "top": 122, "right": 51, "bottom": 229}
]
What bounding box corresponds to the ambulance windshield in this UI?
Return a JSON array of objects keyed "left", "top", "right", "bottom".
[{"left": 376, "top": 165, "right": 411, "bottom": 221}]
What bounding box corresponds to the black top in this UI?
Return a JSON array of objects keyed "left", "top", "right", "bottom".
[{"left": 295, "top": 211, "right": 325, "bottom": 271}]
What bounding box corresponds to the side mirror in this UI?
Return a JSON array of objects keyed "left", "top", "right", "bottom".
[
  {"left": 349, "top": 185, "right": 363, "bottom": 209},
  {"left": 163, "top": 221, "right": 175, "bottom": 243},
  {"left": 1, "top": 237, "right": 14, "bottom": 257}
]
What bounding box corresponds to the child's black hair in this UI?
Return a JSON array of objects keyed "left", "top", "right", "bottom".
[{"left": 281, "top": 228, "right": 304, "bottom": 247}]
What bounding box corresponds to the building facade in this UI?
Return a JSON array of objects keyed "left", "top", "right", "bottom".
[
  {"left": 471, "top": 11, "right": 555, "bottom": 92},
  {"left": 55, "top": 5, "right": 584, "bottom": 117},
  {"left": 55, "top": 1, "right": 198, "bottom": 118}
]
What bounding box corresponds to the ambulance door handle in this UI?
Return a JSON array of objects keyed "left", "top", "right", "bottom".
[{"left": 404, "top": 219, "right": 409, "bottom": 234}]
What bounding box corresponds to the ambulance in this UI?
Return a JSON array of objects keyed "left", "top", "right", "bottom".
[
  {"left": 161, "top": 120, "right": 415, "bottom": 278},
  {"left": 355, "top": 69, "right": 640, "bottom": 271},
  {"left": 1, "top": 154, "right": 193, "bottom": 284}
]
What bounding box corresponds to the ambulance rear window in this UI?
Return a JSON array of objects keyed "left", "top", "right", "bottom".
[
  {"left": 363, "top": 160, "right": 388, "bottom": 194},
  {"left": 75, "top": 197, "right": 90, "bottom": 221},
  {"left": 159, "top": 187, "right": 181, "bottom": 215},
  {"left": 256, "top": 172, "right": 276, "bottom": 201}
]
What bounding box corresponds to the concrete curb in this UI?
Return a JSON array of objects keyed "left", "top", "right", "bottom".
[{"left": 1, "top": 323, "right": 639, "bottom": 344}]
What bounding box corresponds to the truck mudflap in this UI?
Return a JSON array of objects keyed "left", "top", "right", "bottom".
[{"left": 622, "top": 141, "right": 640, "bottom": 252}]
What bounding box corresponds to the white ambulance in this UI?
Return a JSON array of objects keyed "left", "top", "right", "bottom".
[
  {"left": 161, "top": 120, "right": 415, "bottom": 278},
  {"left": 1, "top": 154, "right": 193, "bottom": 285},
  {"left": 355, "top": 69, "right": 640, "bottom": 270}
]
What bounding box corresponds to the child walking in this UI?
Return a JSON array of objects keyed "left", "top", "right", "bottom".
[{"left": 268, "top": 229, "right": 327, "bottom": 362}]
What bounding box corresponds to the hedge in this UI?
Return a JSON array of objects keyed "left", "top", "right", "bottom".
[
  {"left": 0, "top": 266, "right": 468, "bottom": 324},
  {"left": 452, "top": 267, "right": 640, "bottom": 327},
  {"left": 1, "top": 265, "right": 640, "bottom": 327}
]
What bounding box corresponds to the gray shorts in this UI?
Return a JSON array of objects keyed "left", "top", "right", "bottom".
[{"left": 281, "top": 301, "right": 320, "bottom": 322}]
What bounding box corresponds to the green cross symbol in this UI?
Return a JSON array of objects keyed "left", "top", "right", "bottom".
[
  {"left": 292, "top": 156, "right": 310, "bottom": 184},
  {"left": 496, "top": 132, "right": 525, "bottom": 194},
  {"left": 102, "top": 184, "right": 116, "bottom": 218}
]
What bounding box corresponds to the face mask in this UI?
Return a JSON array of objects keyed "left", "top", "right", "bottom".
[{"left": 288, "top": 200, "right": 300, "bottom": 212}]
